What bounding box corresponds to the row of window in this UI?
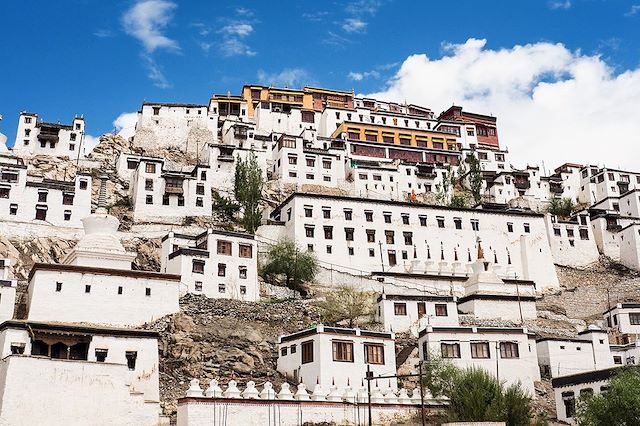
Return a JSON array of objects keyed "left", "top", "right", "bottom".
[
  {"left": 192, "top": 261, "right": 249, "bottom": 278},
  {"left": 552, "top": 227, "right": 590, "bottom": 240},
  {"left": 434, "top": 341, "right": 520, "bottom": 359},
  {"left": 54, "top": 282, "right": 152, "bottom": 296},
  {"left": 286, "top": 171, "right": 332, "bottom": 182},
  {"left": 144, "top": 179, "right": 206, "bottom": 195},
  {"left": 136, "top": 162, "right": 208, "bottom": 181},
  {"left": 193, "top": 280, "right": 248, "bottom": 295},
  {"left": 282, "top": 156, "right": 332, "bottom": 169},
  {"left": 281, "top": 340, "right": 386, "bottom": 365},
  {"left": 393, "top": 302, "right": 448, "bottom": 317},
  {"left": 0, "top": 187, "right": 78, "bottom": 205},
  {"left": 145, "top": 194, "right": 205, "bottom": 207},
  {"left": 336, "top": 111, "right": 433, "bottom": 130}
]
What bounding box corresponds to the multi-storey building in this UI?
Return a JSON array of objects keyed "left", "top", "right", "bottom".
[
  {"left": 268, "top": 192, "right": 560, "bottom": 291},
  {"left": 438, "top": 105, "right": 500, "bottom": 149},
  {"left": 120, "top": 154, "right": 212, "bottom": 223},
  {"left": 12, "top": 112, "right": 85, "bottom": 158},
  {"left": 0, "top": 154, "right": 91, "bottom": 228},
  {"left": 544, "top": 212, "right": 600, "bottom": 267},
  {"left": 376, "top": 294, "right": 459, "bottom": 335},
  {"left": 161, "top": 229, "right": 259, "bottom": 301}
]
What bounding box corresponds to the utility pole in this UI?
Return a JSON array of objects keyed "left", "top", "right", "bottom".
[
  {"left": 378, "top": 241, "right": 384, "bottom": 272},
  {"left": 495, "top": 341, "right": 500, "bottom": 382},
  {"left": 366, "top": 366, "right": 373, "bottom": 426},
  {"left": 516, "top": 282, "right": 524, "bottom": 324},
  {"left": 418, "top": 361, "right": 426, "bottom": 426}
]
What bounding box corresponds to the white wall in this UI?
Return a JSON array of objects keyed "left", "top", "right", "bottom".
[
  {"left": 12, "top": 113, "right": 86, "bottom": 158},
  {"left": 26, "top": 268, "right": 180, "bottom": 327},
  {"left": 536, "top": 331, "right": 613, "bottom": 378},
  {"left": 377, "top": 295, "right": 458, "bottom": 335},
  {"left": 544, "top": 214, "right": 600, "bottom": 268}
]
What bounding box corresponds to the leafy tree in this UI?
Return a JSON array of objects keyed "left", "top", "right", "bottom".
[
  {"left": 546, "top": 196, "right": 575, "bottom": 218},
  {"left": 422, "top": 353, "right": 460, "bottom": 398},
  {"left": 234, "top": 151, "right": 263, "bottom": 233},
  {"left": 449, "top": 194, "right": 468, "bottom": 208},
  {"left": 574, "top": 368, "right": 640, "bottom": 426},
  {"left": 260, "top": 239, "right": 319, "bottom": 295},
  {"left": 315, "top": 285, "right": 376, "bottom": 327},
  {"left": 212, "top": 192, "right": 240, "bottom": 220},
  {"left": 465, "top": 153, "right": 484, "bottom": 204},
  {"left": 437, "top": 165, "right": 456, "bottom": 205}
]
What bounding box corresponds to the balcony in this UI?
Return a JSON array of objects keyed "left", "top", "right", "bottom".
[
  {"left": 514, "top": 181, "right": 531, "bottom": 190},
  {"left": 550, "top": 184, "right": 563, "bottom": 194},
  {"left": 165, "top": 186, "right": 183, "bottom": 195},
  {"left": 217, "top": 154, "right": 234, "bottom": 162},
  {"left": 234, "top": 128, "right": 248, "bottom": 139}
]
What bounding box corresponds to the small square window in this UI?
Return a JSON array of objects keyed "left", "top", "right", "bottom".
[
  {"left": 145, "top": 288, "right": 151, "bottom": 296},
  {"left": 218, "top": 284, "right": 226, "bottom": 293},
  {"left": 55, "top": 282, "right": 62, "bottom": 292},
  {"left": 79, "top": 180, "right": 88, "bottom": 190},
  {"left": 146, "top": 195, "right": 153, "bottom": 204},
  {"left": 240, "top": 285, "right": 247, "bottom": 295},
  {"left": 126, "top": 351, "right": 137, "bottom": 370},
  {"left": 9, "top": 204, "right": 17, "bottom": 215},
  {"left": 195, "top": 281, "right": 203, "bottom": 292},
  {"left": 118, "top": 286, "right": 123, "bottom": 295},
  {"left": 348, "top": 247, "right": 354, "bottom": 256},
  {"left": 63, "top": 210, "right": 71, "bottom": 221},
  {"left": 95, "top": 349, "right": 108, "bottom": 362},
  {"left": 369, "top": 248, "right": 375, "bottom": 257},
  {"left": 85, "top": 285, "right": 91, "bottom": 293},
  {"left": 239, "top": 266, "right": 247, "bottom": 279}
]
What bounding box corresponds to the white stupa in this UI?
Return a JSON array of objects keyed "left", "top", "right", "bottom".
[{"left": 62, "top": 175, "right": 135, "bottom": 270}]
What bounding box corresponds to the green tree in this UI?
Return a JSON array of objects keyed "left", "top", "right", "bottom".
[
  {"left": 212, "top": 192, "right": 240, "bottom": 220},
  {"left": 234, "top": 151, "right": 263, "bottom": 233},
  {"left": 422, "top": 353, "right": 460, "bottom": 398},
  {"left": 466, "top": 153, "right": 484, "bottom": 204},
  {"left": 574, "top": 368, "right": 640, "bottom": 426},
  {"left": 449, "top": 194, "right": 468, "bottom": 208},
  {"left": 546, "top": 196, "right": 575, "bottom": 218},
  {"left": 315, "top": 285, "right": 376, "bottom": 327},
  {"left": 260, "top": 239, "right": 319, "bottom": 295}
]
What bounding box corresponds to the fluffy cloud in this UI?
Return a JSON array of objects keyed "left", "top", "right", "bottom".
[
  {"left": 348, "top": 70, "right": 380, "bottom": 81},
  {"left": 113, "top": 112, "right": 138, "bottom": 140},
  {"left": 366, "top": 38, "right": 640, "bottom": 170},
  {"left": 257, "top": 68, "right": 309, "bottom": 88},
  {"left": 83, "top": 134, "right": 101, "bottom": 155},
  {"left": 221, "top": 23, "right": 253, "bottom": 37},
  {"left": 342, "top": 18, "right": 367, "bottom": 33},
  {"left": 548, "top": 0, "right": 571, "bottom": 10},
  {"left": 121, "top": 0, "right": 179, "bottom": 53}
]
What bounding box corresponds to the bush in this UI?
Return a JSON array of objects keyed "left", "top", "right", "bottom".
[
  {"left": 547, "top": 196, "right": 575, "bottom": 218},
  {"left": 315, "top": 285, "right": 375, "bottom": 327},
  {"left": 259, "top": 239, "right": 318, "bottom": 295}
]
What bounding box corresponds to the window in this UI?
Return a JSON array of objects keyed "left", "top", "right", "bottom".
[
  {"left": 364, "top": 343, "right": 385, "bottom": 365},
  {"left": 384, "top": 212, "right": 392, "bottom": 223},
  {"left": 419, "top": 215, "right": 427, "bottom": 226},
  {"left": 562, "top": 391, "right": 576, "bottom": 418},
  {"left": 324, "top": 226, "right": 333, "bottom": 239},
  {"left": 145, "top": 195, "right": 153, "bottom": 204},
  {"left": 118, "top": 286, "right": 123, "bottom": 295},
  {"left": 554, "top": 228, "right": 561, "bottom": 236},
  {"left": 301, "top": 341, "right": 313, "bottom": 364},
  {"left": 471, "top": 342, "right": 490, "bottom": 359},
  {"left": 326, "top": 245, "right": 332, "bottom": 254},
  {"left": 323, "top": 160, "right": 331, "bottom": 169},
  {"left": 305, "top": 226, "right": 315, "bottom": 238},
  {"left": 348, "top": 247, "right": 354, "bottom": 256},
  {"left": 218, "top": 284, "right": 226, "bottom": 293},
  {"left": 629, "top": 313, "right": 640, "bottom": 325},
  {"left": 0, "top": 187, "right": 9, "bottom": 199},
  {"left": 401, "top": 214, "right": 410, "bottom": 225},
  {"left": 239, "top": 244, "right": 253, "bottom": 258},
  {"left": 323, "top": 176, "right": 331, "bottom": 182},
  {"left": 441, "top": 343, "right": 461, "bottom": 358},
  {"left": 499, "top": 342, "right": 519, "bottom": 358},
  {"left": 304, "top": 206, "right": 313, "bottom": 217},
  {"left": 369, "top": 248, "right": 375, "bottom": 257},
  {"left": 126, "top": 351, "right": 137, "bottom": 370},
  {"left": 63, "top": 210, "right": 71, "bottom": 221},
  {"left": 614, "top": 356, "right": 623, "bottom": 365},
  {"left": 394, "top": 303, "right": 407, "bottom": 316},
  {"left": 366, "top": 229, "right": 375, "bottom": 243},
  {"left": 145, "top": 163, "right": 156, "bottom": 173},
  {"left": 195, "top": 281, "right": 203, "bottom": 292},
  {"left": 365, "top": 211, "right": 373, "bottom": 222},
  {"left": 385, "top": 230, "right": 395, "bottom": 244},
  {"left": 507, "top": 222, "right": 513, "bottom": 233},
  {"left": 403, "top": 232, "right": 413, "bottom": 245},
  {"left": 79, "top": 180, "right": 88, "bottom": 190},
  {"left": 454, "top": 218, "right": 462, "bottom": 230},
  {"left": 281, "top": 347, "right": 288, "bottom": 356},
  {"left": 240, "top": 285, "right": 247, "bottom": 295},
  {"left": 217, "top": 240, "right": 232, "bottom": 255},
  {"left": 145, "top": 288, "right": 151, "bottom": 296},
  {"left": 95, "top": 349, "right": 108, "bottom": 362},
  {"left": 470, "top": 219, "right": 479, "bottom": 231},
  {"left": 195, "top": 197, "right": 203, "bottom": 207},
  {"left": 35, "top": 206, "right": 47, "bottom": 221},
  {"left": 345, "top": 228, "right": 354, "bottom": 241},
  {"left": 127, "top": 160, "right": 137, "bottom": 169},
  {"left": 436, "top": 217, "right": 445, "bottom": 228},
  {"left": 344, "top": 209, "right": 352, "bottom": 220},
  {"left": 435, "top": 304, "right": 448, "bottom": 316},
  {"left": 579, "top": 229, "right": 589, "bottom": 240},
  {"left": 9, "top": 204, "right": 17, "bottom": 215},
  {"left": 218, "top": 263, "right": 226, "bottom": 277},
  {"left": 196, "top": 184, "right": 205, "bottom": 195},
  {"left": 200, "top": 171, "right": 207, "bottom": 180},
  {"left": 288, "top": 155, "right": 298, "bottom": 165},
  {"left": 192, "top": 260, "right": 205, "bottom": 274},
  {"left": 55, "top": 282, "right": 62, "bottom": 292},
  {"left": 523, "top": 223, "right": 530, "bottom": 233},
  {"left": 145, "top": 179, "right": 153, "bottom": 191},
  {"left": 417, "top": 302, "right": 427, "bottom": 317},
  {"left": 567, "top": 228, "right": 575, "bottom": 238},
  {"left": 322, "top": 208, "right": 331, "bottom": 219},
  {"left": 388, "top": 250, "right": 397, "bottom": 266},
  {"left": 162, "top": 195, "right": 169, "bottom": 205},
  {"left": 332, "top": 341, "right": 354, "bottom": 362},
  {"left": 239, "top": 266, "right": 247, "bottom": 279},
  {"left": 38, "top": 191, "right": 48, "bottom": 202},
  {"left": 306, "top": 158, "right": 316, "bottom": 167}
]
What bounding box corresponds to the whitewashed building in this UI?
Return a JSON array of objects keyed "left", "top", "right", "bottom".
[
  {"left": 0, "top": 320, "right": 164, "bottom": 425},
  {"left": 418, "top": 325, "right": 540, "bottom": 394},
  {"left": 132, "top": 102, "right": 217, "bottom": 155},
  {"left": 12, "top": 112, "right": 86, "bottom": 158},
  {"left": 277, "top": 325, "right": 397, "bottom": 391},
  {"left": 161, "top": 229, "right": 259, "bottom": 301},
  {"left": 376, "top": 294, "right": 458, "bottom": 335},
  {"left": 268, "top": 193, "right": 560, "bottom": 291},
  {"left": 0, "top": 259, "right": 17, "bottom": 322},
  {"left": 603, "top": 303, "right": 640, "bottom": 335},
  {"left": 536, "top": 326, "right": 613, "bottom": 378},
  {"left": 120, "top": 154, "right": 212, "bottom": 223},
  {"left": 551, "top": 366, "right": 623, "bottom": 424},
  {"left": 544, "top": 212, "right": 600, "bottom": 268},
  {"left": 26, "top": 187, "right": 180, "bottom": 327},
  {"left": 0, "top": 154, "right": 91, "bottom": 228}
]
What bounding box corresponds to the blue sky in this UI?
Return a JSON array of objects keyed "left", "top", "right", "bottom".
[{"left": 1, "top": 0, "right": 640, "bottom": 167}]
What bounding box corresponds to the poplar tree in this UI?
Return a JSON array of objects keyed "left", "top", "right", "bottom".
[{"left": 234, "top": 151, "right": 263, "bottom": 233}]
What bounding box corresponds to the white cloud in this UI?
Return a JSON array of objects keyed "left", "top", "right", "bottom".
[
  {"left": 113, "top": 112, "right": 138, "bottom": 140},
  {"left": 342, "top": 18, "right": 367, "bottom": 33},
  {"left": 625, "top": 4, "right": 640, "bottom": 16},
  {"left": 93, "top": 29, "right": 113, "bottom": 38},
  {"left": 83, "top": 134, "right": 101, "bottom": 155},
  {"left": 366, "top": 38, "right": 640, "bottom": 170},
  {"left": 348, "top": 70, "right": 380, "bottom": 81},
  {"left": 220, "top": 38, "right": 256, "bottom": 57},
  {"left": 548, "top": 0, "right": 571, "bottom": 10},
  {"left": 121, "top": 0, "right": 179, "bottom": 53},
  {"left": 302, "top": 11, "right": 329, "bottom": 22},
  {"left": 345, "top": 0, "right": 381, "bottom": 15},
  {"left": 257, "top": 68, "right": 309, "bottom": 88},
  {"left": 142, "top": 54, "right": 171, "bottom": 88},
  {"left": 221, "top": 22, "right": 253, "bottom": 37},
  {"left": 323, "top": 31, "right": 351, "bottom": 47}
]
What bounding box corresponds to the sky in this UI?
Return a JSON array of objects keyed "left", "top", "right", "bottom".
[{"left": 1, "top": 0, "right": 639, "bottom": 169}]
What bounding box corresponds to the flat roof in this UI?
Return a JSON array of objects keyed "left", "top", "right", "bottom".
[
  {"left": 270, "top": 192, "right": 545, "bottom": 219},
  {"left": 142, "top": 102, "right": 207, "bottom": 108},
  {"left": 161, "top": 228, "right": 255, "bottom": 243},
  {"left": 551, "top": 366, "right": 630, "bottom": 388},
  {"left": 377, "top": 294, "right": 455, "bottom": 303},
  {"left": 419, "top": 326, "right": 532, "bottom": 338},
  {"left": 0, "top": 320, "right": 159, "bottom": 338},
  {"left": 280, "top": 326, "right": 393, "bottom": 343},
  {"left": 28, "top": 263, "right": 181, "bottom": 282},
  {"left": 603, "top": 303, "right": 640, "bottom": 315}
]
